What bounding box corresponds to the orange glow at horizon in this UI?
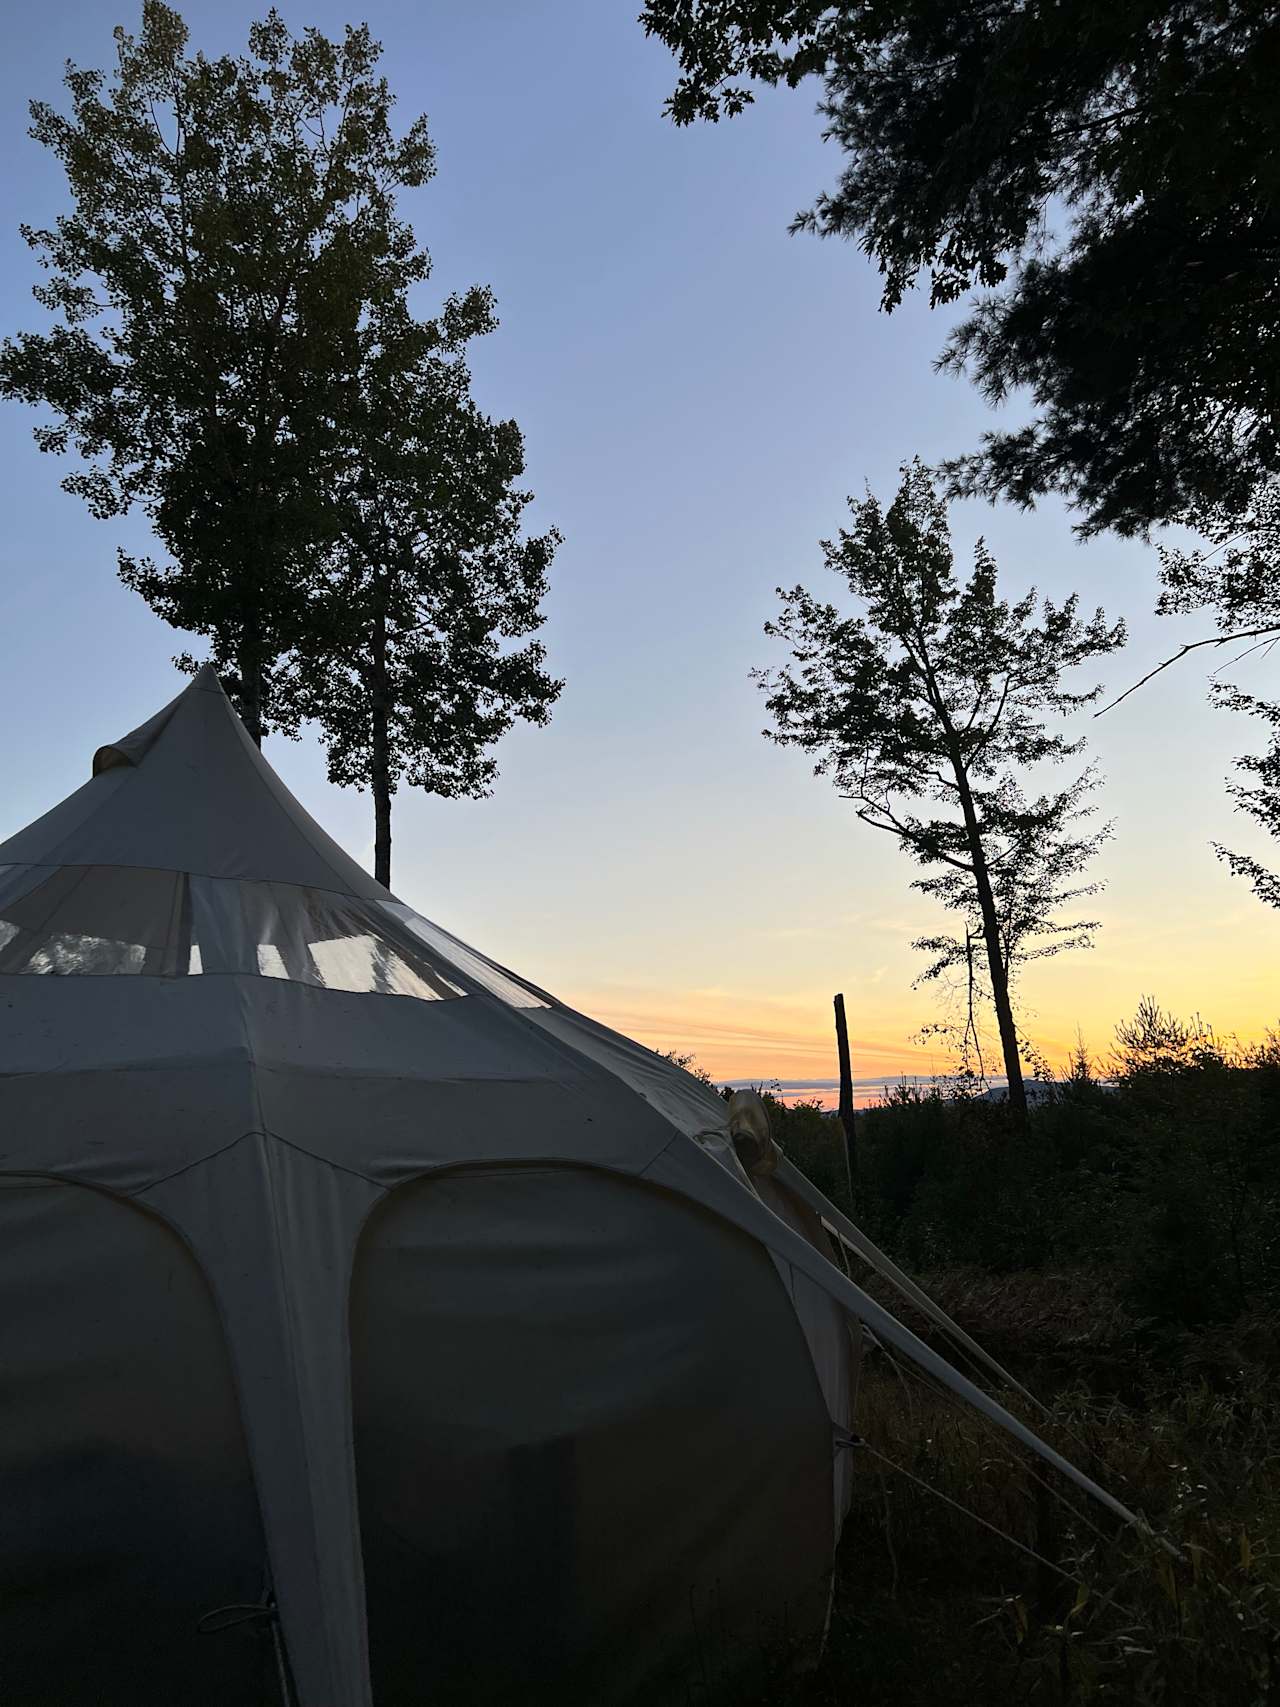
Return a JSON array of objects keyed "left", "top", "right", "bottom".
[{"left": 559, "top": 968, "right": 1280, "bottom": 1109}]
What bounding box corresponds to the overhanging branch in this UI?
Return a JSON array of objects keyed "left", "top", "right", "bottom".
[{"left": 1095, "top": 626, "right": 1280, "bottom": 717}]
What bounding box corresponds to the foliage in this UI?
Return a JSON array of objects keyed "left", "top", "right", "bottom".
[
  {"left": 765, "top": 1092, "right": 855, "bottom": 1213},
  {"left": 721, "top": 997, "right": 1280, "bottom": 1705},
  {"left": 1153, "top": 482, "right": 1280, "bottom": 908},
  {"left": 657, "top": 1046, "right": 718, "bottom": 1088},
  {"left": 642, "top": 0, "right": 1280, "bottom": 539},
  {"left": 0, "top": 2, "right": 434, "bottom": 738},
  {"left": 284, "top": 283, "right": 560, "bottom": 886},
  {"left": 850, "top": 1003, "right": 1280, "bottom": 1327},
  {"left": 756, "top": 460, "right": 1125, "bottom": 1113}
]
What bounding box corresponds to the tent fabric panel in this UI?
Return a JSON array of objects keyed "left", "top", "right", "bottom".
[
  {"left": 248, "top": 1066, "right": 682, "bottom": 1179},
  {"left": 142, "top": 1136, "right": 383, "bottom": 1707},
  {"left": 0, "top": 767, "right": 132, "bottom": 873},
  {"left": 235, "top": 976, "right": 585, "bottom": 1084},
  {"left": 0, "top": 965, "right": 256, "bottom": 1076},
  {"left": 0, "top": 1176, "right": 272, "bottom": 1706},
  {"left": 351, "top": 1165, "right": 835, "bottom": 1706},
  {"left": 0, "top": 974, "right": 690, "bottom": 1185},
  {"left": 645, "top": 1137, "right": 1143, "bottom": 1530},
  {"left": 520, "top": 1005, "right": 734, "bottom": 1143},
  {"left": 753, "top": 1173, "right": 861, "bottom": 1527},
  {"left": 234, "top": 980, "right": 687, "bottom": 1177},
  {"left": 0, "top": 1063, "right": 261, "bottom": 1190}
]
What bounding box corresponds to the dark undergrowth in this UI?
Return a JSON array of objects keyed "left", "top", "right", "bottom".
[
  {"left": 733, "top": 1006, "right": 1280, "bottom": 1705},
  {"left": 755, "top": 1291, "right": 1280, "bottom": 1707}
]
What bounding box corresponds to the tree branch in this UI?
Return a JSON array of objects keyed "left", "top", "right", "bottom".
[{"left": 1094, "top": 627, "right": 1280, "bottom": 716}]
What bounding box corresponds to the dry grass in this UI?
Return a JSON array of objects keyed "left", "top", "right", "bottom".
[{"left": 771, "top": 1276, "right": 1280, "bottom": 1707}]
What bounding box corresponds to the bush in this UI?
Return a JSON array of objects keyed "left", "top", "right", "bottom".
[{"left": 848, "top": 1011, "right": 1280, "bottom": 1327}]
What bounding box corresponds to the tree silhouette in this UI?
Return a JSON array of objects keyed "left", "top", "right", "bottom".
[
  {"left": 0, "top": 4, "right": 434, "bottom": 740},
  {"left": 642, "top": 0, "right": 1280, "bottom": 540},
  {"left": 756, "top": 461, "right": 1125, "bottom": 1118},
  {"left": 284, "top": 287, "right": 561, "bottom": 888}
]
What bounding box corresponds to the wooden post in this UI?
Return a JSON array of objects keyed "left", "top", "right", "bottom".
[{"left": 833, "top": 992, "right": 856, "bottom": 1202}]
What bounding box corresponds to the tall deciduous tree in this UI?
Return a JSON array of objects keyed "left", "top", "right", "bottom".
[
  {"left": 286, "top": 288, "right": 561, "bottom": 888},
  {"left": 642, "top": 1, "right": 1280, "bottom": 541},
  {"left": 756, "top": 462, "right": 1126, "bottom": 1117},
  {"left": 0, "top": 3, "right": 434, "bottom": 740}
]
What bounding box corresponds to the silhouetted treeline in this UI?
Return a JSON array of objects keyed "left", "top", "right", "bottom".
[{"left": 766, "top": 1002, "right": 1280, "bottom": 1330}]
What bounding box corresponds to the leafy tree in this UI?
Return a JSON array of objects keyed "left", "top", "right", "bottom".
[
  {"left": 1154, "top": 485, "right": 1280, "bottom": 907},
  {"left": 642, "top": 1, "right": 1280, "bottom": 539},
  {"left": 0, "top": 3, "right": 434, "bottom": 740},
  {"left": 285, "top": 287, "right": 561, "bottom": 888},
  {"left": 756, "top": 461, "right": 1125, "bottom": 1118},
  {"left": 1096, "top": 483, "right": 1279, "bottom": 906}
]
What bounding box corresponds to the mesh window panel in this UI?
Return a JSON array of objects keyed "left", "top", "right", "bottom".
[
  {"left": 0, "top": 866, "right": 188, "bottom": 977},
  {"left": 190, "top": 877, "right": 463, "bottom": 999},
  {"left": 381, "top": 902, "right": 549, "bottom": 1008},
  {"left": 0, "top": 865, "right": 464, "bottom": 1001}
]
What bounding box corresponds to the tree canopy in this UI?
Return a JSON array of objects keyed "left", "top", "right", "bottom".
[
  {"left": 756, "top": 461, "right": 1126, "bottom": 1112},
  {"left": 0, "top": 2, "right": 435, "bottom": 738},
  {"left": 642, "top": 1, "right": 1280, "bottom": 538},
  {"left": 2, "top": 3, "right": 562, "bottom": 885}
]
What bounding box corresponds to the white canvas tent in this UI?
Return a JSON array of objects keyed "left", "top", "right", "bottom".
[{"left": 0, "top": 667, "right": 1136, "bottom": 1705}]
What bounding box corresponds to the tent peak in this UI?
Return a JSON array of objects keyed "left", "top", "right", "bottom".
[
  {"left": 91, "top": 663, "right": 225, "bottom": 776},
  {"left": 191, "top": 661, "right": 226, "bottom": 694},
  {"left": 0, "top": 662, "right": 388, "bottom": 899}
]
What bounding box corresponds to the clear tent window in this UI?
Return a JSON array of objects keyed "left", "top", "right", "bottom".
[{"left": 0, "top": 864, "right": 487, "bottom": 1002}]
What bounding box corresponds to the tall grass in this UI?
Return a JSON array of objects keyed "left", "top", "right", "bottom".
[{"left": 776, "top": 1303, "right": 1280, "bottom": 1706}]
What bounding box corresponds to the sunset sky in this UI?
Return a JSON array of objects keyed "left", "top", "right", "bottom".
[{"left": 1, "top": 0, "right": 1276, "bottom": 1101}]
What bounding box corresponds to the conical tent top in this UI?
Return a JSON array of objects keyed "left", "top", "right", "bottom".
[{"left": 0, "top": 665, "right": 385, "bottom": 898}]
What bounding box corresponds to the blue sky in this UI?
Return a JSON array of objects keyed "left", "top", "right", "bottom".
[{"left": 2, "top": 0, "right": 1276, "bottom": 1089}]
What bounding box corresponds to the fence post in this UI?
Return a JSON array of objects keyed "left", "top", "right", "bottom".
[{"left": 833, "top": 992, "right": 856, "bottom": 1204}]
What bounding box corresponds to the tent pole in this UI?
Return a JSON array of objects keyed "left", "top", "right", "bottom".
[{"left": 771, "top": 1152, "right": 1043, "bottom": 1411}]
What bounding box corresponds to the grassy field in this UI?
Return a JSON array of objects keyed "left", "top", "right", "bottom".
[{"left": 771, "top": 1275, "right": 1279, "bottom": 1707}]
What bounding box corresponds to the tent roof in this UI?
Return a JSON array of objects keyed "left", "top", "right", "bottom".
[{"left": 0, "top": 664, "right": 385, "bottom": 899}]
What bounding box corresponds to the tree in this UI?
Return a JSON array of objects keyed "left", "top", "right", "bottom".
[
  {"left": 0, "top": 3, "right": 434, "bottom": 740},
  {"left": 642, "top": 1, "right": 1280, "bottom": 540},
  {"left": 911, "top": 773, "right": 1111, "bottom": 1084},
  {"left": 1149, "top": 483, "right": 1280, "bottom": 907},
  {"left": 657, "top": 1048, "right": 718, "bottom": 1088},
  {"left": 756, "top": 461, "right": 1125, "bottom": 1118},
  {"left": 286, "top": 287, "right": 561, "bottom": 888}
]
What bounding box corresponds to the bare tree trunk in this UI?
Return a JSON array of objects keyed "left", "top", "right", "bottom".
[
  {"left": 371, "top": 607, "right": 392, "bottom": 889},
  {"left": 372, "top": 761, "right": 392, "bottom": 889},
  {"left": 952, "top": 763, "right": 1028, "bottom": 1121},
  {"left": 922, "top": 657, "right": 1028, "bottom": 1122},
  {"left": 237, "top": 637, "right": 264, "bottom": 748}
]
